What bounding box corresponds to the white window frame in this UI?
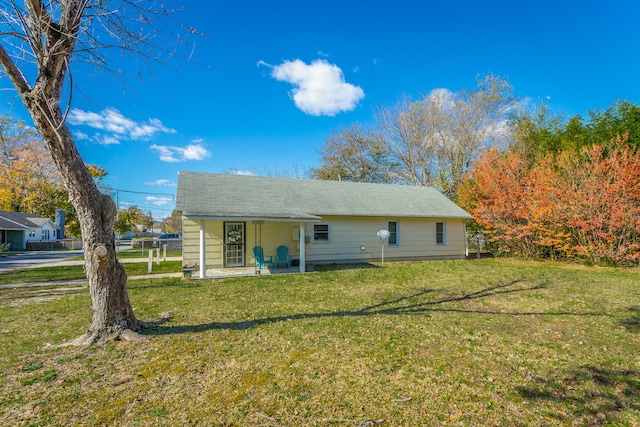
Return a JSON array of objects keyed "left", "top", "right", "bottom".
[
  {"left": 388, "top": 221, "right": 399, "bottom": 246},
  {"left": 313, "top": 223, "right": 330, "bottom": 243},
  {"left": 436, "top": 222, "right": 446, "bottom": 245}
]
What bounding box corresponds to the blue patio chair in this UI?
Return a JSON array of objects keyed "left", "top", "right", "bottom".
[
  {"left": 252, "top": 246, "right": 273, "bottom": 270},
  {"left": 274, "top": 245, "right": 291, "bottom": 269}
]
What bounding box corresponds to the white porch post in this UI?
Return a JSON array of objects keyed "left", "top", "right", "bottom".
[
  {"left": 464, "top": 221, "right": 468, "bottom": 257},
  {"left": 299, "top": 222, "right": 306, "bottom": 273},
  {"left": 199, "top": 221, "right": 207, "bottom": 278}
]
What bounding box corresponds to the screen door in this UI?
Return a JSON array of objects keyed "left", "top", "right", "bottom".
[{"left": 224, "top": 222, "right": 245, "bottom": 267}]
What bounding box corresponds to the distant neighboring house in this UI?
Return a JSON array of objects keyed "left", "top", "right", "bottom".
[
  {"left": 0, "top": 211, "right": 58, "bottom": 250},
  {"left": 176, "top": 172, "right": 472, "bottom": 278}
]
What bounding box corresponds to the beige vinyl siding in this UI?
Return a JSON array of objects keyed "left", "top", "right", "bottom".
[
  {"left": 245, "top": 221, "right": 303, "bottom": 265},
  {"left": 183, "top": 216, "right": 467, "bottom": 268},
  {"left": 300, "top": 216, "right": 467, "bottom": 263},
  {"left": 182, "top": 219, "right": 224, "bottom": 268}
]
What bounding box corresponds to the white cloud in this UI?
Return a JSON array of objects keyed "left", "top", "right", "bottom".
[
  {"left": 267, "top": 59, "right": 365, "bottom": 116},
  {"left": 146, "top": 196, "right": 172, "bottom": 207},
  {"left": 150, "top": 144, "right": 180, "bottom": 162},
  {"left": 95, "top": 134, "right": 121, "bottom": 146},
  {"left": 74, "top": 131, "right": 89, "bottom": 140},
  {"left": 182, "top": 144, "right": 210, "bottom": 160},
  {"left": 150, "top": 142, "right": 211, "bottom": 163},
  {"left": 145, "top": 179, "right": 177, "bottom": 187},
  {"left": 68, "top": 108, "right": 176, "bottom": 143}
]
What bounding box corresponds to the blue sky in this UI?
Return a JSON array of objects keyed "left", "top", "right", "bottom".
[{"left": 2, "top": 0, "right": 640, "bottom": 219}]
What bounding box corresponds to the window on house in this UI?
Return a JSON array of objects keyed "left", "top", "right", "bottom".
[
  {"left": 436, "top": 222, "right": 446, "bottom": 245},
  {"left": 28, "top": 230, "right": 36, "bottom": 238},
  {"left": 388, "top": 221, "right": 398, "bottom": 246},
  {"left": 43, "top": 229, "right": 50, "bottom": 240},
  {"left": 313, "top": 224, "right": 329, "bottom": 242}
]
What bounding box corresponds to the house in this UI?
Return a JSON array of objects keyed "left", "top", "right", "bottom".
[
  {"left": 0, "top": 210, "right": 59, "bottom": 250},
  {"left": 175, "top": 172, "right": 473, "bottom": 277}
]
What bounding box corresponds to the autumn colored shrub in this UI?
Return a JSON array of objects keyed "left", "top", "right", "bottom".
[
  {"left": 458, "top": 139, "right": 640, "bottom": 266},
  {"left": 556, "top": 141, "right": 640, "bottom": 264}
]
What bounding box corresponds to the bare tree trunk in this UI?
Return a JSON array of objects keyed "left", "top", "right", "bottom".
[
  {"left": 0, "top": 0, "right": 175, "bottom": 345},
  {"left": 25, "top": 97, "right": 147, "bottom": 345}
]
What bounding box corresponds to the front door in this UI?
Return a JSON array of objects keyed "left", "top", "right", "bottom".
[{"left": 224, "top": 222, "right": 245, "bottom": 267}]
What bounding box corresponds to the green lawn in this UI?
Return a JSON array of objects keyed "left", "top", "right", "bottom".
[{"left": 1, "top": 259, "right": 639, "bottom": 426}]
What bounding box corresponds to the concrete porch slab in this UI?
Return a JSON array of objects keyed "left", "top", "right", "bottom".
[{"left": 191, "top": 266, "right": 299, "bottom": 279}]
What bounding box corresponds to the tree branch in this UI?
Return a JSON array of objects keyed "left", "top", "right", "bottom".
[{"left": 0, "top": 43, "right": 31, "bottom": 94}]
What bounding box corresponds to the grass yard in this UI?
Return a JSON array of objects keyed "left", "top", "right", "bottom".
[{"left": 0, "top": 259, "right": 639, "bottom": 426}]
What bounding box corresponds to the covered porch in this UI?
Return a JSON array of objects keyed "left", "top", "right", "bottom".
[
  {"left": 181, "top": 214, "right": 320, "bottom": 279},
  {"left": 0, "top": 228, "right": 27, "bottom": 251}
]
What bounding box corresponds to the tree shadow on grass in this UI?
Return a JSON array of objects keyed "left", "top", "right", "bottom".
[
  {"left": 619, "top": 306, "right": 640, "bottom": 333},
  {"left": 128, "top": 278, "right": 203, "bottom": 291},
  {"left": 312, "top": 263, "right": 381, "bottom": 272},
  {"left": 144, "top": 278, "right": 606, "bottom": 336},
  {"left": 517, "top": 364, "right": 640, "bottom": 424}
]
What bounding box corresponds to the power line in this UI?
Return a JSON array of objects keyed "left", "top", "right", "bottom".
[
  {"left": 142, "top": 206, "right": 175, "bottom": 212},
  {"left": 99, "top": 186, "right": 175, "bottom": 200}
]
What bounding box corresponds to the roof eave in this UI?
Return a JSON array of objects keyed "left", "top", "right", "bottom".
[{"left": 183, "top": 213, "right": 322, "bottom": 222}]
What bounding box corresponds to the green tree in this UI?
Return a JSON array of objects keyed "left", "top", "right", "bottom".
[
  {"left": 586, "top": 100, "right": 640, "bottom": 149},
  {"left": 508, "top": 103, "right": 566, "bottom": 162},
  {"left": 161, "top": 210, "right": 183, "bottom": 234},
  {"left": 510, "top": 100, "right": 640, "bottom": 161},
  {"left": 114, "top": 206, "right": 145, "bottom": 237}
]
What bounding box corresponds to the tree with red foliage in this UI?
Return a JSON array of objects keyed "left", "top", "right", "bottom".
[{"left": 459, "top": 138, "right": 640, "bottom": 265}]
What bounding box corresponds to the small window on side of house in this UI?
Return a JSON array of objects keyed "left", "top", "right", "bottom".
[
  {"left": 313, "top": 224, "right": 330, "bottom": 242},
  {"left": 388, "top": 221, "right": 398, "bottom": 246},
  {"left": 436, "top": 222, "right": 446, "bottom": 245}
]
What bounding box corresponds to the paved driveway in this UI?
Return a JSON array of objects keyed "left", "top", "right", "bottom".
[{"left": 0, "top": 250, "right": 85, "bottom": 273}]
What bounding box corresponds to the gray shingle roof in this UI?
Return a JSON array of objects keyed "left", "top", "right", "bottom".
[
  {"left": 0, "top": 215, "right": 29, "bottom": 230},
  {"left": 0, "top": 211, "right": 56, "bottom": 230},
  {"left": 176, "top": 172, "right": 472, "bottom": 220}
]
